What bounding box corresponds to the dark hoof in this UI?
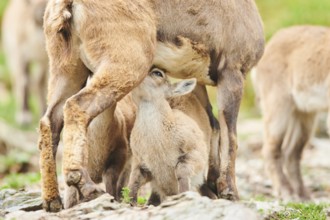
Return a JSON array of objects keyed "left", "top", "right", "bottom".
[
  {"left": 206, "top": 180, "right": 218, "bottom": 196},
  {"left": 147, "top": 191, "right": 161, "bottom": 206},
  {"left": 200, "top": 183, "right": 218, "bottom": 200},
  {"left": 66, "top": 170, "right": 82, "bottom": 186},
  {"left": 43, "top": 196, "right": 63, "bottom": 212},
  {"left": 65, "top": 169, "right": 105, "bottom": 204},
  {"left": 80, "top": 183, "right": 105, "bottom": 202},
  {"left": 218, "top": 188, "right": 239, "bottom": 201}
]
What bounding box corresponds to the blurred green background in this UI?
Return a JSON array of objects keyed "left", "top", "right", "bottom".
[{"left": 1, "top": 0, "right": 330, "bottom": 125}]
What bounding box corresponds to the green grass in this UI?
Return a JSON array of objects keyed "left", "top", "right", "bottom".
[
  {"left": 0, "top": 172, "right": 41, "bottom": 190},
  {"left": 0, "top": 91, "right": 40, "bottom": 130},
  {"left": 253, "top": 194, "right": 270, "bottom": 202},
  {"left": 0, "top": 150, "right": 31, "bottom": 174},
  {"left": 270, "top": 203, "right": 329, "bottom": 220},
  {"left": 0, "top": 92, "right": 16, "bottom": 125},
  {"left": 121, "top": 187, "right": 132, "bottom": 204},
  {"left": 0, "top": 0, "right": 8, "bottom": 22},
  {"left": 137, "top": 196, "right": 147, "bottom": 206},
  {"left": 121, "top": 187, "right": 148, "bottom": 206},
  {"left": 256, "top": 0, "right": 330, "bottom": 40}
]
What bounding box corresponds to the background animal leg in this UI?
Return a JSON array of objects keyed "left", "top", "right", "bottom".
[
  {"left": 34, "top": 62, "right": 48, "bottom": 115},
  {"left": 283, "top": 112, "right": 315, "bottom": 200},
  {"left": 9, "top": 57, "right": 32, "bottom": 125},
  {"left": 261, "top": 101, "right": 294, "bottom": 199},
  {"left": 103, "top": 138, "right": 128, "bottom": 200}
]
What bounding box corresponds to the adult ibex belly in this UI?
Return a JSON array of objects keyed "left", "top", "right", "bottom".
[{"left": 153, "top": 36, "right": 214, "bottom": 85}]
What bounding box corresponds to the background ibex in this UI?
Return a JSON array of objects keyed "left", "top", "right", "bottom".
[
  {"left": 39, "top": 0, "right": 264, "bottom": 211},
  {"left": 2, "top": 0, "right": 48, "bottom": 125},
  {"left": 128, "top": 68, "right": 216, "bottom": 205},
  {"left": 252, "top": 25, "right": 330, "bottom": 200}
]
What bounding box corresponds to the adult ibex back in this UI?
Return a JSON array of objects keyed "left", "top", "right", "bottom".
[
  {"left": 252, "top": 25, "right": 330, "bottom": 200},
  {"left": 2, "top": 0, "right": 48, "bottom": 125},
  {"left": 39, "top": 0, "right": 264, "bottom": 211}
]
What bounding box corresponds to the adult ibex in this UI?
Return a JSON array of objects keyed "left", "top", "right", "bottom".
[
  {"left": 253, "top": 25, "right": 330, "bottom": 200},
  {"left": 39, "top": 0, "right": 264, "bottom": 211},
  {"left": 2, "top": 0, "right": 48, "bottom": 125}
]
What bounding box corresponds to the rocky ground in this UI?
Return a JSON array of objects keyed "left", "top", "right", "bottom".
[
  {"left": 236, "top": 118, "right": 330, "bottom": 202},
  {"left": 0, "top": 118, "right": 330, "bottom": 219}
]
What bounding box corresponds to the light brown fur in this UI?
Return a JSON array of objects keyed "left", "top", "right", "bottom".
[
  {"left": 252, "top": 25, "right": 330, "bottom": 200},
  {"left": 63, "top": 94, "right": 136, "bottom": 208},
  {"left": 39, "top": 0, "right": 264, "bottom": 211},
  {"left": 128, "top": 69, "right": 216, "bottom": 204},
  {"left": 2, "top": 0, "right": 48, "bottom": 125},
  {"left": 39, "top": 0, "right": 156, "bottom": 211},
  {"left": 152, "top": 0, "right": 264, "bottom": 200}
]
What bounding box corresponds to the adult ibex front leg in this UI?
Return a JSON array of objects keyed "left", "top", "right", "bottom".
[{"left": 39, "top": 0, "right": 156, "bottom": 212}]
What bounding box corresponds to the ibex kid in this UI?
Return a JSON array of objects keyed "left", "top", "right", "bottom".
[{"left": 128, "top": 68, "right": 216, "bottom": 204}]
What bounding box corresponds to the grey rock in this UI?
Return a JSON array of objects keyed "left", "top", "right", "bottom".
[
  {"left": 0, "top": 189, "right": 17, "bottom": 201},
  {"left": 5, "top": 192, "right": 261, "bottom": 220},
  {"left": 0, "top": 190, "right": 42, "bottom": 212}
]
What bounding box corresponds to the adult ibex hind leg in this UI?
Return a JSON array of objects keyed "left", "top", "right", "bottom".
[
  {"left": 192, "top": 84, "right": 220, "bottom": 195},
  {"left": 62, "top": 57, "right": 154, "bottom": 206},
  {"left": 39, "top": 2, "right": 91, "bottom": 211},
  {"left": 216, "top": 68, "right": 244, "bottom": 201},
  {"left": 39, "top": 59, "right": 90, "bottom": 212},
  {"left": 41, "top": 0, "right": 155, "bottom": 210}
]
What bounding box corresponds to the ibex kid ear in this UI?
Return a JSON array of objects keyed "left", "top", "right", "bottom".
[{"left": 170, "top": 78, "right": 197, "bottom": 97}]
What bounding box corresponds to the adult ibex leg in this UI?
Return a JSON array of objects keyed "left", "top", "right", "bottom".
[
  {"left": 39, "top": 59, "right": 89, "bottom": 212},
  {"left": 62, "top": 62, "right": 149, "bottom": 206},
  {"left": 193, "top": 84, "right": 220, "bottom": 195},
  {"left": 216, "top": 68, "right": 243, "bottom": 201}
]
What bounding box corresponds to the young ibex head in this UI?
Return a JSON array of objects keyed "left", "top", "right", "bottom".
[{"left": 132, "top": 68, "right": 197, "bottom": 103}]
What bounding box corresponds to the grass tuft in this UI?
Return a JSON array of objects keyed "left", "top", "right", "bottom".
[
  {"left": 269, "top": 203, "right": 329, "bottom": 220},
  {"left": 0, "top": 172, "right": 40, "bottom": 190},
  {"left": 121, "top": 187, "right": 132, "bottom": 204}
]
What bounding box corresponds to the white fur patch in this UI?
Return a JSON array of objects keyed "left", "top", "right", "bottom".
[
  {"left": 292, "top": 84, "right": 329, "bottom": 112},
  {"left": 72, "top": 2, "right": 85, "bottom": 33},
  {"left": 218, "top": 113, "right": 230, "bottom": 175}
]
